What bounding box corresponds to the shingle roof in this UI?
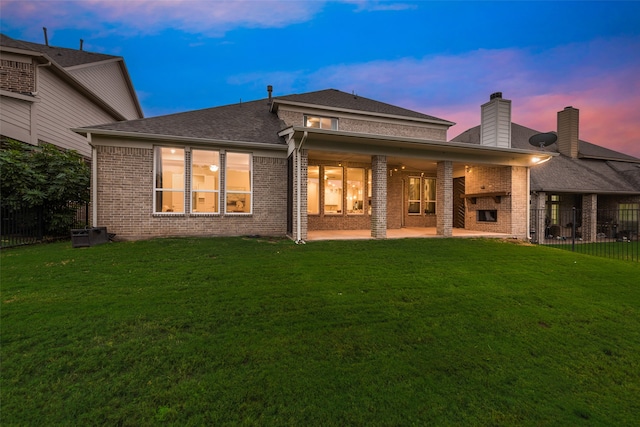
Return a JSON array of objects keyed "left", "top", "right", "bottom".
[
  {"left": 451, "top": 123, "right": 640, "bottom": 194},
  {"left": 0, "top": 33, "right": 119, "bottom": 68},
  {"left": 80, "top": 89, "right": 458, "bottom": 145},
  {"left": 84, "top": 98, "right": 287, "bottom": 145},
  {"left": 274, "top": 89, "right": 453, "bottom": 124}
]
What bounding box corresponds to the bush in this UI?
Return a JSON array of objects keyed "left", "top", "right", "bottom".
[{"left": 0, "top": 139, "right": 90, "bottom": 236}]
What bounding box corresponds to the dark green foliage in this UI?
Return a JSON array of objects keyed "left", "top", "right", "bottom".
[{"left": 0, "top": 139, "right": 89, "bottom": 235}]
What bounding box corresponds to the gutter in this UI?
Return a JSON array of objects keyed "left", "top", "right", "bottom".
[
  {"left": 71, "top": 127, "right": 288, "bottom": 151},
  {"left": 88, "top": 133, "right": 98, "bottom": 227}
]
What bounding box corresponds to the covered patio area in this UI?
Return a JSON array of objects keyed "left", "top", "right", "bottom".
[{"left": 307, "top": 227, "right": 514, "bottom": 241}]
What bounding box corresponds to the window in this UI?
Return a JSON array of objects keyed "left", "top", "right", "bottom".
[
  {"left": 324, "top": 166, "right": 343, "bottom": 214},
  {"left": 154, "top": 147, "right": 185, "bottom": 213},
  {"left": 423, "top": 178, "right": 436, "bottom": 214},
  {"left": 347, "top": 168, "right": 364, "bottom": 214},
  {"left": 548, "top": 194, "right": 561, "bottom": 225},
  {"left": 304, "top": 115, "right": 338, "bottom": 130},
  {"left": 619, "top": 203, "right": 639, "bottom": 231},
  {"left": 225, "top": 152, "right": 252, "bottom": 214},
  {"left": 308, "top": 166, "right": 320, "bottom": 214},
  {"left": 478, "top": 210, "right": 497, "bottom": 222},
  {"left": 408, "top": 177, "right": 421, "bottom": 214},
  {"left": 407, "top": 176, "right": 437, "bottom": 215},
  {"left": 191, "top": 150, "right": 220, "bottom": 213}
]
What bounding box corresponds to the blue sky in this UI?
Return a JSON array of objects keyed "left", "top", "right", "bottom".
[{"left": 2, "top": 0, "right": 640, "bottom": 157}]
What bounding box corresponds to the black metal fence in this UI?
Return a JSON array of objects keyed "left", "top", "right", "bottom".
[
  {"left": 530, "top": 207, "right": 639, "bottom": 262},
  {"left": 0, "top": 202, "right": 89, "bottom": 249}
]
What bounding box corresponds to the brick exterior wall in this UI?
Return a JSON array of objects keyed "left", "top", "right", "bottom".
[
  {"left": 557, "top": 106, "right": 579, "bottom": 159},
  {"left": 95, "top": 145, "right": 287, "bottom": 240},
  {"left": 277, "top": 110, "right": 447, "bottom": 141},
  {"left": 436, "top": 161, "right": 453, "bottom": 236},
  {"left": 463, "top": 165, "right": 528, "bottom": 238},
  {"left": 291, "top": 149, "right": 309, "bottom": 241},
  {"left": 582, "top": 194, "right": 598, "bottom": 242},
  {"left": 0, "top": 59, "right": 34, "bottom": 94},
  {"left": 371, "top": 155, "right": 387, "bottom": 238}
]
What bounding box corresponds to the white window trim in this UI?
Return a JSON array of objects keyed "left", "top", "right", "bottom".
[
  {"left": 408, "top": 176, "right": 422, "bottom": 215},
  {"left": 190, "top": 149, "right": 221, "bottom": 215},
  {"left": 304, "top": 114, "right": 338, "bottom": 130},
  {"left": 423, "top": 177, "right": 437, "bottom": 215},
  {"left": 224, "top": 151, "right": 253, "bottom": 215},
  {"left": 153, "top": 146, "right": 185, "bottom": 215}
]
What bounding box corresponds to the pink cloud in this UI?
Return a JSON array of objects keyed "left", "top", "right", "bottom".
[{"left": 295, "top": 39, "right": 640, "bottom": 158}]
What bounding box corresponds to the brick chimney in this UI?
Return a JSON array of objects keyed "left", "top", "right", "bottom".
[
  {"left": 480, "top": 92, "right": 511, "bottom": 148},
  {"left": 557, "top": 106, "right": 579, "bottom": 158}
]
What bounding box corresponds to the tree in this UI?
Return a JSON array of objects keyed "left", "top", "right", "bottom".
[{"left": 0, "top": 139, "right": 90, "bottom": 235}]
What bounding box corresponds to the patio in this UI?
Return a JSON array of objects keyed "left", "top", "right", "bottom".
[{"left": 307, "top": 227, "right": 514, "bottom": 241}]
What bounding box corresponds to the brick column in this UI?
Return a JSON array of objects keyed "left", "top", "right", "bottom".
[
  {"left": 582, "top": 194, "right": 597, "bottom": 243},
  {"left": 436, "top": 161, "right": 453, "bottom": 237},
  {"left": 531, "top": 192, "right": 546, "bottom": 243},
  {"left": 293, "top": 149, "right": 309, "bottom": 241},
  {"left": 371, "top": 155, "right": 387, "bottom": 238}
]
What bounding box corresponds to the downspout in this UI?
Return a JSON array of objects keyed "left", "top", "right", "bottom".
[
  {"left": 296, "top": 131, "right": 308, "bottom": 244},
  {"left": 526, "top": 167, "right": 531, "bottom": 241},
  {"left": 88, "top": 133, "right": 98, "bottom": 227}
]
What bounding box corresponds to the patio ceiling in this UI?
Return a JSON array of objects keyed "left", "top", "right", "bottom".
[{"left": 283, "top": 127, "right": 556, "bottom": 170}]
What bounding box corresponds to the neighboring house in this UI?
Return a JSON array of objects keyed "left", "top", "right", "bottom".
[
  {"left": 73, "top": 88, "right": 552, "bottom": 241},
  {"left": 0, "top": 33, "right": 143, "bottom": 158},
  {"left": 452, "top": 100, "right": 640, "bottom": 242}
]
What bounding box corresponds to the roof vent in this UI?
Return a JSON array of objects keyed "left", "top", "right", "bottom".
[
  {"left": 43, "top": 27, "right": 49, "bottom": 47},
  {"left": 490, "top": 92, "right": 502, "bottom": 100},
  {"left": 267, "top": 85, "right": 273, "bottom": 105}
]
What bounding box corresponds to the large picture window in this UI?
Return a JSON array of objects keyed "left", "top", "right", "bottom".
[
  {"left": 154, "top": 147, "right": 185, "bottom": 213},
  {"left": 324, "top": 166, "right": 343, "bottom": 214},
  {"left": 308, "top": 166, "right": 320, "bottom": 214},
  {"left": 347, "top": 168, "right": 364, "bottom": 214},
  {"left": 225, "top": 152, "right": 252, "bottom": 214},
  {"left": 191, "top": 149, "right": 219, "bottom": 213}
]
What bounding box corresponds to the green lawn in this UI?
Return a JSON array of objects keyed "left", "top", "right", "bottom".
[{"left": 2, "top": 237, "right": 639, "bottom": 426}]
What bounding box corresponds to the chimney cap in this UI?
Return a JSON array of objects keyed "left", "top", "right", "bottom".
[{"left": 490, "top": 92, "right": 503, "bottom": 100}]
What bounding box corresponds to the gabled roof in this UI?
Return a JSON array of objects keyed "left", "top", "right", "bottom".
[
  {"left": 451, "top": 123, "right": 640, "bottom": 194},
  {"left": 272, "top": 89, "right": 455, "bottom": 126},
  {"left": 75, "top": 98, "right": 287, "bottom": 145},
  {"left": 1, "top": 33, "right": 143, "bottom": 120},
  {"left": 0, "top": 33, "right": 119, "bottom": 68}
]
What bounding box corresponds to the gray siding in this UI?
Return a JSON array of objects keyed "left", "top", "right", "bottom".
[
  {"left": 68, "top": 61, "right": 140, "bottom": 120},
  {"left": 37, "top": 68, "right": 118, "bottom": 157},
  {"left": 0, "top": 95, "right": 32, "bottom": 143}
]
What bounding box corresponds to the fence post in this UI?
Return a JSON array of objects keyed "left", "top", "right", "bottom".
[{"left": 37, "top": 205, "right": 44, "bottom": 241}]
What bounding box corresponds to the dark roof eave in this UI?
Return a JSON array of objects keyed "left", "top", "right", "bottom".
[
  {"left": 579, "top": 154, "right": 640, "bottom": 164},
  {"left": 72, "top": 127, "right": 288, "bottom": 151},
  {"left": 532, "top": 187, "right": 640, "bottom": 195},
  {"left": 288, "top": 127, "right": 556, "bottom": 166}
]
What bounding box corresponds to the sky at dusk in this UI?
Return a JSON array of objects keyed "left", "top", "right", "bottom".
[{"left": 2, "top": 0, "right": 639, "bottom": 157}]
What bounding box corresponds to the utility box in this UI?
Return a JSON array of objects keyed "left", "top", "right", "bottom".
[{"left": 71, "top": 227, "right": 109, "bottom": 248}]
